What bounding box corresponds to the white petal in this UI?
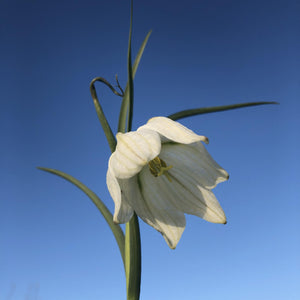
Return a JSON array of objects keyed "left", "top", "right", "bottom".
[
  {"left": 189, "top": 142, "right": 229, "bottom": 181},
  {"left": 161, "top": 143, "right": 229, "bottom": 189},
  {"left": 110, "top": 128, "right": 161, "bottom": 179},
  {"left": 138, "top": 168, "right": 186, "bottom": 249},
  {"left": 151, "top": 169, "right": 226, "bottom": 224},
  {"left": 119, "top": 173, "right": 185, "bottom": 249},
  {"left": 172, "top": 172, "right": 226, "bottom": 223},
  {"left": 139, "top": 116, "right": 208, "bottom": 144},
  {"left": 144, "top": 145, "right": 227, "bottom": 223},
  {"left": 118, "top": 176, "right": 158, "bottom": 229},
  {"left": 106, "top": 158, "right": 134, "bottom": 223}
]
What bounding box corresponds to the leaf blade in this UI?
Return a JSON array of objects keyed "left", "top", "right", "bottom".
[
  {"left": 126, "top": 4, "right": 134, "bottom": 133},
  {"left": 118, "top": 30, "right": 152, "bottom": 133},
  {"left": 168, "top": 101, "right": 279, "bottom": 121},
  {"left": 37, "top": 167, "right": 125, "bottom": 268},
  {"left": 90, "top": 79, "right": 117, "bottom": 152},
  {"left": 168, "top": 101, "right": 278, "bottom": 121}
]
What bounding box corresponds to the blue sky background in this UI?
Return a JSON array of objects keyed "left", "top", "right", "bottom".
[{"left": 1, "top": 0, "right": 299, "bottom": 299}]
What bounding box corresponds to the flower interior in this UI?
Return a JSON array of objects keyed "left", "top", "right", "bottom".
[{"left": 148, "top": 156, "right": 173, "bottom": 182}]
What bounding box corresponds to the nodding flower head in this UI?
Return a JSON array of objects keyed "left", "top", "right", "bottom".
[{"left": 107, "top": 117, "right": 229, "bottom": 249}]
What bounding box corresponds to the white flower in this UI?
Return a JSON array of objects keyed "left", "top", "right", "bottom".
[{"left": 106, "top": 117, "right": 229, "bottom": 249}]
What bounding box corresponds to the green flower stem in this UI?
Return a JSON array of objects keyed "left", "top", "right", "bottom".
[
  {"left": 168, "top": 101, "right": 278, "bottom": 121},
  {"left": 125, "top": 214, "right": 141, "bottom": 300},
  {"left": 123, "top": 2, "right": 142, "bottom": 300}
]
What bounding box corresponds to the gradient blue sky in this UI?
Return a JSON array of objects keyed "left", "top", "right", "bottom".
[{"left": 1, "top": 0, "right": 299, "bottom": 299}]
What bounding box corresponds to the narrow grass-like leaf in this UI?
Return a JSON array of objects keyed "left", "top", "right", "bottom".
[
  {"left": 90, "top": 78, "right": 117, "bottom": 152},
  {"left": 37, "top": 167, "right": 125, "bottom": 268},
  {"left": 126, "top": 4, "right": 134, "bottom": 133},
  {"left": 118, "top": 30, "right": 152, "bottom": 133},
  {"left": 168, "top": 101, "right": 278, "bottom": 121},
  {"left": 92, "top": 76, "right": 124, "bottom": 98}
]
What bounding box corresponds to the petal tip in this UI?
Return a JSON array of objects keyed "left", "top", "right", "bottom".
[
  {"left": 166, "top": 239, "right": 179, "bottom": 250},
  {"left": 113, "top": 216, "right": 120, "bottom": 224},
  {"left": 220, "top": 215, "right": 227, "bottom": 224},
  {"left": 210, "top": 213, "right": 227, "bottom": 224}
]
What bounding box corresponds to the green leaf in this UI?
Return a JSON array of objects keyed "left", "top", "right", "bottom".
[
  {"left": 90, "top": 78, "right": 117, "bottom": 152},
  {"left": 126, "top": 4, "right": 134, "bottom": 133},
  {"left": 168, "top": 101, "right": 278, "bottom": 121},
  {"left": 37, "top": 167, "right": 125, "bottom": 268},
  {"left": 118, "top": 30, "right": 152, "bottom": 133}
]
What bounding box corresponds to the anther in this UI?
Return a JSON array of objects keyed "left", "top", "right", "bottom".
[{"left": 148, "top": 157, "right": 173, "bottom": 182}]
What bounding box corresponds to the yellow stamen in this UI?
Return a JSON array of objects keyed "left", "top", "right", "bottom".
[{"left": 148, "top": 157, "right": 173, "bottom": 182}]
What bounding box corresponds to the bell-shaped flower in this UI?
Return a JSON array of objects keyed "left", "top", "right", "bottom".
[{"left": 106, "top": 117, "right": 229, "bottom": 249}]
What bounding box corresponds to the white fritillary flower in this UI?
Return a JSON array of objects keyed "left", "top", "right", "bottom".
[{"left": 106, "top": 117, "right": 229, "bottom": 249}]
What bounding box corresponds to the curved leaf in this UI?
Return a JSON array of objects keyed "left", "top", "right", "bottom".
[
  {"left": 37, "top": 167, "right": 125, "bottom": 268},
  {"left": 90, "top": 78, "right": 117, "bottom": 152},
  {"left": 168, "top": 101, "right": 278, "bottom": 121}
]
